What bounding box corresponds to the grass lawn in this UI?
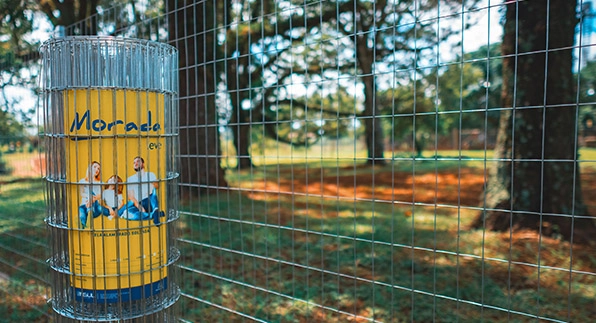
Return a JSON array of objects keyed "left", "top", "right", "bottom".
[
  {"left": 1, "top": 148, "right": 595, "bottom": 321},
  {"left": 178, "top": 155, "right": 596, "bottom": 322},
  {"left": 0, "top": 180, "right": 51, "bottom": 322}
]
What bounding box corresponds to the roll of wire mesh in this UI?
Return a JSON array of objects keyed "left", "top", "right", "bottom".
[{"left": 40, "top": 36, "right": 180, "bottom": 321}]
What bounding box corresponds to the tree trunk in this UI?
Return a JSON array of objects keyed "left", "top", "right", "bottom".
[
  {"left": 356, "top": 35, "right": 386, "bottom": 166},
  {"left": 229, "top": 108, "right": 253, "bottom": 169},
  {"left": 168, "top": 0, "right": 228, "bottom": 197},
  {"left": 475, "top": 0, "right": 596, "bottom": 243},
  {"left": 227, "top": 59, "right": 254, "bottom": 169},
  {"left": 36, "top": 0, "right": 99, "bottom": 35}
]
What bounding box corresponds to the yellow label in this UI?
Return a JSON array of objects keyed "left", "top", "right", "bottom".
[{"left": 65, "top": 89, "right": 168, "bottom": 302}]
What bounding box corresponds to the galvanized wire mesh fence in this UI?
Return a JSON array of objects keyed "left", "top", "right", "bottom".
[
  {"left": 0, "top": 136, "right": 50, "bottom": 320},
  {"left": 2, "top": 0, "right": 596, "bottom": 321}
]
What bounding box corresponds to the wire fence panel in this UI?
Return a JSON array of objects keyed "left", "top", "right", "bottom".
[
  {"left": 167, "top": 0, "right": 596, "bottom": 321},
  {"left": 2, "top": 0, "right": 596, "bottom": 322},
  {"left": 0, "top": 136, "right": 50, "bottom": 320}
]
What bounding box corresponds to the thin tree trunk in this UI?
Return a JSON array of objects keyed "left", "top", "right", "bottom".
[
  {"left": 475, "top": 0, "right": 596, "bottom": 244},
  {"left": 227, "top": 59, "right": 254, "bottom": 169},
  {"left": 357, "top": 35, "right": 386, "bottom": 166},
  {"left": 229, "top": 109, "right": 253, "bottom": 169}
]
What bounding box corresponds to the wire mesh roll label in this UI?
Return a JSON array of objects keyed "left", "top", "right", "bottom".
[{"left": 66, "top": 89, "right": 167, "bottom": 303}]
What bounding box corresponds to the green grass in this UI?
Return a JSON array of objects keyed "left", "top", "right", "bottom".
[
  {"left": 178, "top": 163, "right": 596, "bottom": 322},
  {"left": 2, "top": 147, "right": 596, "bottom": 322},
  {"left": 223, "top": 144, "right": 596, "bottom": 171},
  {"left": 0, "top": 280, "right": 50, "bottom": 323},
  {"left": 0, "top": 180, "right": 51, "bottom": 321},
  {"left": 179, "top": 197, "right": 596, "bottom": 322}
]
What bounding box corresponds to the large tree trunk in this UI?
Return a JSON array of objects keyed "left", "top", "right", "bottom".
[
  {"left": 356, "top": 35, "right": 386, "bottom": 166},
  {"left": 474, "top": 0, "right": 596, "bottom": 243},
  {"left": 36, "top": 0, "right": 99, "bottom": 35},
  {"left": 168, "top": 0, "right": 228, "bottom": 197}
]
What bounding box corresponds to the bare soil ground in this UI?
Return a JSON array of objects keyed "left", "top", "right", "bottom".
[
  {"left": 247, "top": 167, "right": 596, "bottom": 215},
  {"left": 0, "top": 153, "right": 44, "bottom": 182},
  {"left": 243, "top": 166, "right": 596, "bottom": 282}
]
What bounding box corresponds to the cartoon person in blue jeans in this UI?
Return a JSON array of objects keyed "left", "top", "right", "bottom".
[
  {"left": 78, "top": 161, "right": 104, "bottom": 229},
  {"left": 99, "top": 175, "right": 128, "bottom": 219},
  {"left": 125, "top": 156, "right": 164, "bottom": 225}
]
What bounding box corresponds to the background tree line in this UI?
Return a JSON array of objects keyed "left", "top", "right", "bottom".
[{"left": 1, "top": 0, "right": 596, "bottom": 242}]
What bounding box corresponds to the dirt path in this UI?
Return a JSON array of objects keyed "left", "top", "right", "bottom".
[
  {"left": 3, "top": 154, "right": 44, "bottom": 179},
  {"left": 247, "top": 167, "right": 596, "bottom": 215}
]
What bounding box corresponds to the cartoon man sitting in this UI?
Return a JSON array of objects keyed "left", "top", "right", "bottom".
[{"left": 126, "top": 156, "right": 164, "bottom": 225}]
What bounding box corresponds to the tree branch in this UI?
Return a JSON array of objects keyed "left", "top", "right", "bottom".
[
  {"left": 35, "top": 0, "right": 58, "bottom": 25},
  {"left": 273, "top": 99, "right": 358, "bottom": 118},
  {"left": 261, "top": 117, "right": 320, "bottom": 147}
]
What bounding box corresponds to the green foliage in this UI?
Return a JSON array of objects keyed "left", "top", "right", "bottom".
[
  {"left": 0, "top": 153, "right": 9, "bottom": 175},
  {"left": 0, "top": 110, "right": 26, "bottom": 139},
  {"left": 0, "top": 0, "right": 36, "bottom": 68},
  {"left": 377, "top": 43, "right": 503, "bottom": 155},
  {"left": 578, "top": 60, "right": 596, "bottom": 104},
  {"left": 267, "top": 87, "right": 360, "bottom": 147},
  {"left": 220, "top": 0, "right": 483, "bottom": 162},
  {"left": 0, "top": 0, "right": 38, "bottom": 131},
  {"left": 377, "top": 76, "right": 438, "bottom": 139},
  {"left": 578, "top": 60, "right": 596, "bottom": 136}
]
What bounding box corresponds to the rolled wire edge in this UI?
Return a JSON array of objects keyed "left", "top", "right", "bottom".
[
  {"left": 40, "top": 36, "right": 178, "bottom": 52},
  {"left": 50, "top": 284, "right": 180, "bottom": 321},
  {"left": 47, "top": 247, "right": 181, "bottom": 277}
]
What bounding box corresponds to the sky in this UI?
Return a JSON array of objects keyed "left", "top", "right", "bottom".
[{"left": 461, "top": 1, "right": 503, "bottom": 55}]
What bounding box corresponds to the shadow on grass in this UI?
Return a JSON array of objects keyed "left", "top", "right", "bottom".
[{"left": 178, "top": 163, "right": 596, "bottom": 323}]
